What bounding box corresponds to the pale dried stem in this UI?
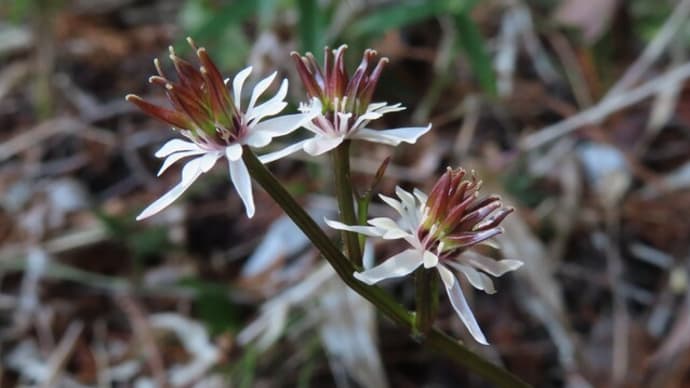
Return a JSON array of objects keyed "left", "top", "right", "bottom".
[{"left": 520, "top": 62, "right": 690, "bottom": 149}]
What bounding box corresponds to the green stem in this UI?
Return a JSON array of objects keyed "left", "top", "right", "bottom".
[
  {"left": 331, "top": 140, "right": 362, "bottom": 265},
  {"left": 415, "top": 268, "right": 438, "bottom": 336},
  {"left": 356, "top": 195, "right": 370, "bottom": 250},
  {"left": 242, "top": 147, "right": 531, "bottom": 388}
]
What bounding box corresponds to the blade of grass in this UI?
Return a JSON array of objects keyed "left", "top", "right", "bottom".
[
  {"left": 181, "top": 0, "right": 259, "bottom": 47},
  {"left": 348, "top": 0, "right": 477, "bottom": 37},
  {"left": 297, "top": 0, "right": 323, "bottom": 54},
  {"left": 455, "top": 10, "right": 497, "bottom": 95}
]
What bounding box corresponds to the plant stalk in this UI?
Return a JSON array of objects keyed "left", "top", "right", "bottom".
[
  {"left": 242, "top": 147, "right": 531, "bottom": 388},
  {"left": 331, "top": 140, "right": 362, "bottom": 265},
  {"left": 415, "top": 267, "right": 438, "bottom": 336}
]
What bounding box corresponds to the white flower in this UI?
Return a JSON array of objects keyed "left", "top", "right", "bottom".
[
  {"left": 297, "top": 100, "right": 432, "bottom": 156},
  {"left": 288, "top": 45, "right": 432, "bottom": 156},
  {"left": 326, "top": 186, "right": 523, "bottom": 345},
  {"left": 130, "top": 56, "right": 319, "bottom": 220}
]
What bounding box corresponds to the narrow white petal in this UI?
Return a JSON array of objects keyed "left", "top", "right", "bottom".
[
  {"left": 351, "top": 125, "right": 432, "bottom": 146},
  {"left": 367, "top": 102, "right": 389, "bottom": 111},
  {"left": 463, "top": 251, "right": 523, "bottom": 277},
  {"left": 136, "top": 182, "right": 194, "bottom": 221},
  {"left": 358, "top": 111, "right": 384, "bottom": 121},
  {"left": 246, "top": 78, "right": 288, "bottom": 123},
  {"left": 378, "top": 194, "right": 402, "bottom": 214},
  {"left": 252, "top": 111, "right": 315, "bottom": 137},
  {"left": 232, "top": 66, "right": 253, "bottom": 110},
  {"left": 371, "top": 102, "right": 405, "bottom": 115},
  {"left": 303, "top": 135, "right": 344, "bottom": 156},
  {"left": 137, "top": 154, "right": 216, "bottom": 220},
  {"left": 353, "top": 249, "right": 422, "bottom": 285},
  {"left": 228, "top": 159, "right": 255, "bottom": 218},
  {"left": 446, "top": 262, "right": 496, "bottom": 294},
  {"left": 197, "top": 151, "right": 222, "bottom": 173},
  {"left": 351, "top": 111, "right": 381, "bottom": 130},
  {"left": 336, "top": 112, "right": 353, "bottom": 135},
  {"left": 244, "top": 130, "right": 273, "bottom": 148},
  {"left": 395, "top": 186, "right": 422, "bottom": 227},
  {"left": 157, "top": 149, "right": 206, "bottom": 176},
  {"left": 325, "top": 219, "right": 382, "bottom": 237},
  {"left": 437, "top": 265, "right": 488, "bottom": 345},
  {"left": 422, "top": 250, "right": 439, "bottom": 268},
  {"left": 154, "top": 139, "right": 202, "bottom": 158},
  {"left": 367, "top": 217, "right": 412, "bottom": 239},
  {"left": 247, "top": 71, "right": 277, "bottom": 113},
  {"left": 257, "top": 140, "right": 309, "bottom": 164},
  {"left": 225, "top": 143, "right": 244, "bottom": 161},
  {"left": 479, "top": 272, "right": 496, "bottom": 294},
  {"left": 413, "top": 188, "right": 428, "bottom": 204}
]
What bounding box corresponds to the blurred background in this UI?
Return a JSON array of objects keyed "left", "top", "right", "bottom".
[{"left": 1, "top": 0, "right": 690, "bottom": 387}]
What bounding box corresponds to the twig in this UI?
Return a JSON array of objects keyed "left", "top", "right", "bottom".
[
  {"left": 548, "top": 32, "right": 593, "bottom": 108},
  {"left": 0, "top": 117, "right": 117, "bottom": 162},
  {"left": 520, "top": 62, "right": 690, "bottom": 149},
  {"left": 116, "top": 295, "right": 168, "bottom": 387},
  {"left": 603, "top": 0, "right": 690, "bottom": 100},
  {"left": 41, "top": 321, "right": 84, "bottom": 388}
]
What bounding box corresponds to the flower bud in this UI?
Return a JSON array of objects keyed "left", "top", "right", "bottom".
[
  {"left": 126, "top": 38, "right": 242, "bottom": 147},
  {"left": 291, "top": 45, "right": 388, "bottom": 116},
  {"left": 421, "top": 168, "right": 513, "bottom": 254}
]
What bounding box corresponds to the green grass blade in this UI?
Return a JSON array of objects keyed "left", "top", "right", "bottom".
[{"left": 455, "top": 10, "right": 497, "bottom": 95}]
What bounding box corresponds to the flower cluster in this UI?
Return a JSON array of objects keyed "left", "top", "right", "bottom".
[
  {"left": 129, "top": 39, "right": 521, "bottom": 346},
  {"left": 327, "top": 168, "right": 522, "bottom": 344}
]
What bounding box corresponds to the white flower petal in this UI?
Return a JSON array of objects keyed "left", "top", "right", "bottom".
[
  {"left": 197, "top": 151, "right": 221, "bottom": 172},
  {"left": 252, "top": 111, "right": 316, "bottom": 137},
  {"left": 325, "top": 219, "right": 382, "bottom": 237},
  {"left": 137, "top": 153, "right": 220, "bottom": 220},
  {"left": 154, "top": 139, "right": 202, "bottom": 158},
  {"left": 228, "top": 159, "right": 255, "bottom": 218},
  {"left": 478, "top": 272, "right": 496, "bottom": 294},
  {"left": 463, "top": 251, "right": 523, "bottom": 277},
  {"left": 395, "top": 186, "right": 417, "bottom": 209},
  {"left": 367, "top": 102, "right": 389, "bottom": 111},
  {"left": 413, "top": 188, "right": 428, "bottom": 204},
  {"left": 157, "top": 149, "right": 206, "bottom": 176},
  {"left": 246, "top": 78, "right": 288, "bottom": 123},
  {"left": 422, "top": 250, "right": 439, "bottom": 268},
  {"left": 437, "top": 265, "right": 488, "bottom": 345},
  {"left": 371, "top": 102, "right": 405, "bottom": 115},
  {"left": 257, "top": 140, "right": 309, "bottom": 164},
  {"left": 446, "top": 262, "right": 496, "bottom": 294},
  {"left": 353, "top": 249, "right": 422, "bottom": 285},
  {"left": 378, "top": 194, "right": 402, "bottom": 214},
  {"left": 232, "top": 66, "right": 253, "bottom": 110},
  {"left": 244, "top": 130, "right": 273, "bottom": 148},
  {"left": 247, "top": 71, "right": 277, "bottom": 113},
  {"left": 395, "top": 186, "right": 422, "bottom": 227},
  {"left": 351, "top": 111, "right": 382, "bottom": 130},
  {"left": 367, "top": 217, "right": 412, "bottom": 239},
  {"left": 303, "top": 135, "right": 344, "bottom": 156},
  {"left": 225, "top": 143, "right": 243, "bottom": 161},
  {"left": 351, "top": 125, "right": 432, "bottom": 146}
]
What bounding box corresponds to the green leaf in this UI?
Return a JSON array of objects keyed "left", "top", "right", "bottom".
[
  {"left": 348, "top": 0, "right": 477, "bottom": 37},
  {"left": 181, "top": 0, "right": 259, "bottom": 42},
  {"left": 179, "top": 278, "right": 241, "bottom": 335},
  {"left": 297, "top": 0, "right": 323, "bottom": 54},
  {"left": 455, "top": 10, "right": 497, "bottom": 95},
  {"left": 96, "top": 210, "right": 171, "bottom": 258},
  {"left": 238, "top": 347, "right": 259, "bottom": 388}
]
